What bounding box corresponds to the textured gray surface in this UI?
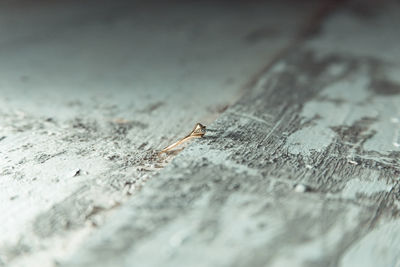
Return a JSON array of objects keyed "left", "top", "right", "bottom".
[
  {"left": 62, "top": 1, "right": 400, "bottom": 267},
  {"left": 0, "top": 1, "right": 321, "bottom": 266}
]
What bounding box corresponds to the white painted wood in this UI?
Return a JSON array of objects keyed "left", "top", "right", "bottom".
[
  {"left": 61, "top": 1, "right": 400, "bottom": 267},
  {"left": 0, "top": 1, "right": 319, "bottom": 266}
]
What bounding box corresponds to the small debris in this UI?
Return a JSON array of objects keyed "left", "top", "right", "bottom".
[
  {"left": 138, "top": 142, "right": 148, "bottom": 150},
  {"left": 70, "top": 168, "right": 81, "bottom": 177},
  {"left": 0, "top": 136, "right": 6, "bottom": 142},
  {"left": 113, "top": 118, "right": 130, "bottom": 124},
  {"left": 107, "top": 154, "right": 120, "bottom": 161},
  {"left": 347, "top": 159, "right": 359, "bottom": 165},
  {"left": 294, "top": 184, "right": 308, "bottom": 193}
]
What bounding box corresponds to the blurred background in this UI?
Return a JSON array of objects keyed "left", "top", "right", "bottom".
[{"left": 0, "top": 0, "right": 322, "bottom": 124}]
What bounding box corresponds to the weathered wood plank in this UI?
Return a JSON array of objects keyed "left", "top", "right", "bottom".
[
  {"left": 62, "top": 1, "right": 400, "bottom": 267},
  {"left": 0, "top": 1, "right": 320, "bottom": 266}
]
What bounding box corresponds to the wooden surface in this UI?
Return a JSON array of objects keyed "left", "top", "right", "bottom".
[
  {"left": 0, "top": 1, "right": 321, "bottom": 266},
  {"left": 1, "top": 0, "right": 400, "bottom": 266},
  {"left": 62, "top": 1, "right": 400, "bottom": 267}
]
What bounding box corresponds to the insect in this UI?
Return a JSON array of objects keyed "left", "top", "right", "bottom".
[{"left": 159, "top": 123, "right": 206, "bottom": 154}]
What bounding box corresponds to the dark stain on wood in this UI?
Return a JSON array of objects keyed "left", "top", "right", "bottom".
[
  {"left": 330, "top": 117, "right": 377, "bottom": 147},
  {"left": 138, "top": 101, "right": 165, "bottom": 113},
  {"left": 370, "top": 79, "right": 400, "bottom": 95}
]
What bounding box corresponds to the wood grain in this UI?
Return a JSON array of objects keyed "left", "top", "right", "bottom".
[
  {"left": 0, "top": 1, "right": 321, "bottom": 266},
  {"left": 62, "top": 1, "right": 400, "bottom": 267}
]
